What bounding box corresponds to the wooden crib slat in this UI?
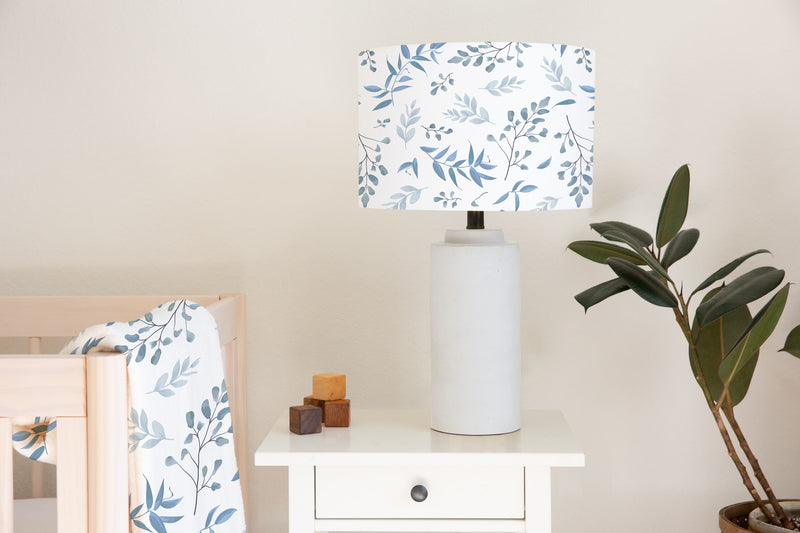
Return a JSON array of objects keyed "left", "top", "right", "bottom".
[
  {"left": 0, "top": 418, "right": 12, "bottom": 533},
  {"left": 86, "top": 352, "right": 127, "bottom": 533},
  {"left": 0, "top": 356, "right": 86, "bottom": 416},
  {"left": 57, "top": 417, "right": 88, "bottom": 533},
  {"left": 213, "top": 294, "right": 249, "bottom": 524},
  {"left": 27, "top": 337, "right": 42, "bottom": 354},
  {"left": 27, "top": 337, "right": 46, "bottom": 499}
]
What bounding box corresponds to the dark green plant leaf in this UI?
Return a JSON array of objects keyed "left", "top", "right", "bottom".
[
  {"left": 696, "top": 266, "right": 785, "bottom": 327},
  {"left": 575, "top": 278, "right": 630, "bottom": 312},
  {"left": 779, "top": 324, "right": 800, "bottom": 359},
  {"left": 607, "top": 258, "right": 678, "bottom": 308},
  {"left": 590, "top": 221, "right": 653, "bottom": 247},
  {"left": 692, "top": 249, "right": 771, "bottom": 295},
  {"left": 691, "top": 287, "right": 754, "bottom": 406},
  {"left": 718, "top": 283, "right": 790, "bottom": 397},
  {"left": 655, "top": 164, "right": 690, "bottom": 248},
  {"left": 604, "top": 230, "right": 671, "bottom": 282},
  {"left": 567, "top": 241, "right": 647, "bottom": 266},
  {"left": 662, "top": 228, "right": 700, "bottom": 268}
]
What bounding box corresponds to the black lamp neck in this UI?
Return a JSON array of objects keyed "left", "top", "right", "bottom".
[{"left": 466, "top": 211, "right": 485, "bottom": 230}]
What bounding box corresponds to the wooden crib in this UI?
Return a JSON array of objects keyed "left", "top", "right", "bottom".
[{"left": 0, "top": 295, "right": 248, "bottom": 533}]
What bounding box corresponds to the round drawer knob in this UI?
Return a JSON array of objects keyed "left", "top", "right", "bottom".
[{"left": 410, "top": 484, "right": 428, "bottom": 502}]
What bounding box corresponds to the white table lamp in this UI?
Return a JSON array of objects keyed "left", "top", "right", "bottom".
[{"left": 358, "top": 42, "right": 595, "bottom": 435}]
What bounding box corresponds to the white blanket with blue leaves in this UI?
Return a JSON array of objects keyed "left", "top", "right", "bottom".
[{"left": 11, "top": 300, "right": 246, "bottom": 533}]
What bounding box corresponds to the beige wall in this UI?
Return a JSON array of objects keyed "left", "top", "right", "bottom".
[{"left": 2, "top": 0, "right": 800, "bottom": 531}]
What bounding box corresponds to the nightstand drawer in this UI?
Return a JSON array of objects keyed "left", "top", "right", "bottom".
[{"left": 315, "top": 465, "right": 524, "bottom": 519}]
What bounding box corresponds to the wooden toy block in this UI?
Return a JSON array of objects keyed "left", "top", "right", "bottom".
[
  {"left": 324, "top": 399, "right": 350, "bottom": 427},
  {"left": 303, "top": 395, "right": 326, "bottom": 423},
  {"left": 312, "top": 373, "right": 346, "bottom": 401},
  {"left": 289, "top": 405, "right": 322, "bottom": 435}
]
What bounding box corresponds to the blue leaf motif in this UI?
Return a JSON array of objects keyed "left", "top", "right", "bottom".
[
  {"left": 148, "top": 513, "right": 167, "bottom": 533},
  {"left": 206, "top": 505, "right": 221, "bottom": 529},
  {"left": 215, "top": 508, "right": 237, "bottom": 525},
  {"left": 155, "top": 481, "right": 165, "bottom": 510},
  {"left": 29, "top": 447, "right": 44, "bottom": 461},
  {"left": 493, "top": 192, "right": 510, "bottom": 204},
  {"left": 432, "top": 161, "right": 446, "bottom": 181},
  {"left": 159, "top": 497, "right": 182, "bottom": 510},
  {"left": 135, "top": 344, "right": 147, "bottom": 363},
  {"left": 146, "top": 478, "right": 153, "bottom": 510}
]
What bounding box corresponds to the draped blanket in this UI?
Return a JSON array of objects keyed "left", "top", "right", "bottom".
[{"left": 12, "top": 300, "right": 246, "bottom": 533}]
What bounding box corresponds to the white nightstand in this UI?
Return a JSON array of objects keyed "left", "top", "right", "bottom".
[{"left": 255, "top": 410, "right": 584, "bottom": 533}]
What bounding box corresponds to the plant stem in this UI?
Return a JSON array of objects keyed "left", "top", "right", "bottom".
[
  {"left": 672, "top": 303, "right": 781, "bottom": 527},
  {"left": 710, "top": 403, "right": 780, "bottom": 526},
  {"left": 723, "top": 406, "right": 791, "bottom": 528}
]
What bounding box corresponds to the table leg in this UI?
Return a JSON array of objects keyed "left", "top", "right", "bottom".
[
  {"left": 525, "top": 466, "right": 552, "bottom": 533},
  {"left": 288, "top": 465, "right": 315, "bottom": 533}
]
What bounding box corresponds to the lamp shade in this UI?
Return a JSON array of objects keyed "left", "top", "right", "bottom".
[{"left": 358, "top": 42, "right": 595, "bottom": 211}]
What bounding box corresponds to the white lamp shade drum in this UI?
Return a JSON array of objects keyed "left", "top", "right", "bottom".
[
  {"left": 358, "top": 42, "right": 595, "bottom": 435},
  {"left": 358, "top": 42, "right": 595, "bottom": 212}
]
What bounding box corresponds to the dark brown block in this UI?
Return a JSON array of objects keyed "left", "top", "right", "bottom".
[
  {"left": 289, "top": 405, "right": 322, "bottom": 435},
  {"left": 303, "top": 396, "right": 326, "bottom": 423},
  {"left": 324, "top": 399, "right": 350, "bottom": 427}
]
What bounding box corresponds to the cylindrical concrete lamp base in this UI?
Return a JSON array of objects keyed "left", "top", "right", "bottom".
[{"left": 430, "top": 228, "right": 521, "bottom": 435}]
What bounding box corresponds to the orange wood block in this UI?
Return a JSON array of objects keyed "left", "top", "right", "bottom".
[
  {"left": 312, "top": 373, "right": 346, "bottom": 401},
  {"left": 303, "top": 396, "right": 326, "bottom": 423},
  {"left": 289, "top": 405, "right": 322, "bottom": 435},
  {"left": 324, "top": 399, "right": 350, "bottom": 427}
]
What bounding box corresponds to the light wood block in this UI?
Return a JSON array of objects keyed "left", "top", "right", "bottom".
[
  {"left": 324, "top": 399, "right": 350, "bottom": 427},
  {"left": 312, "top": 373, "right": 346, "bottom": 401},
  {"left": 304, "top": 396, "right": 326, "bottom": 423},
  {"left": 290, "top": 405, "right": 322, "bottom": 435}
]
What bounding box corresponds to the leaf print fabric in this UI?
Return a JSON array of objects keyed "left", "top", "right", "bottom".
[
  {"left": 12, "top": 300, "right": 246, "bottom": 532},
  {"left": 358, "top": 42, "right": 595, "bottom": 212}
]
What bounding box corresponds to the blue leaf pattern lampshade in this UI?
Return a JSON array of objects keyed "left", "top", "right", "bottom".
[{"left": 358, "top": 42, "right": 595, "bottom": 212}]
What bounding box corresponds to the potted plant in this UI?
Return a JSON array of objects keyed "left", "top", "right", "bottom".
[{"left": 567, "top": 164, "right": 800, "bottom": 532}]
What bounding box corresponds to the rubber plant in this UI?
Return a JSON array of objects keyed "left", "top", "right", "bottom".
[{"left": 568, "top": 164, "right": 800, "bottom": 530}]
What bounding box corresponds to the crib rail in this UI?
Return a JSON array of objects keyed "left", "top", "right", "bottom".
[{"left": 0, "top": 295, "right": 223, "bottom": 338}]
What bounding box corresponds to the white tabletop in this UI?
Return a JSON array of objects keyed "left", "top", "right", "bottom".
[{"left": 255, "top": 410, "right": 584, "bottom": 467}]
